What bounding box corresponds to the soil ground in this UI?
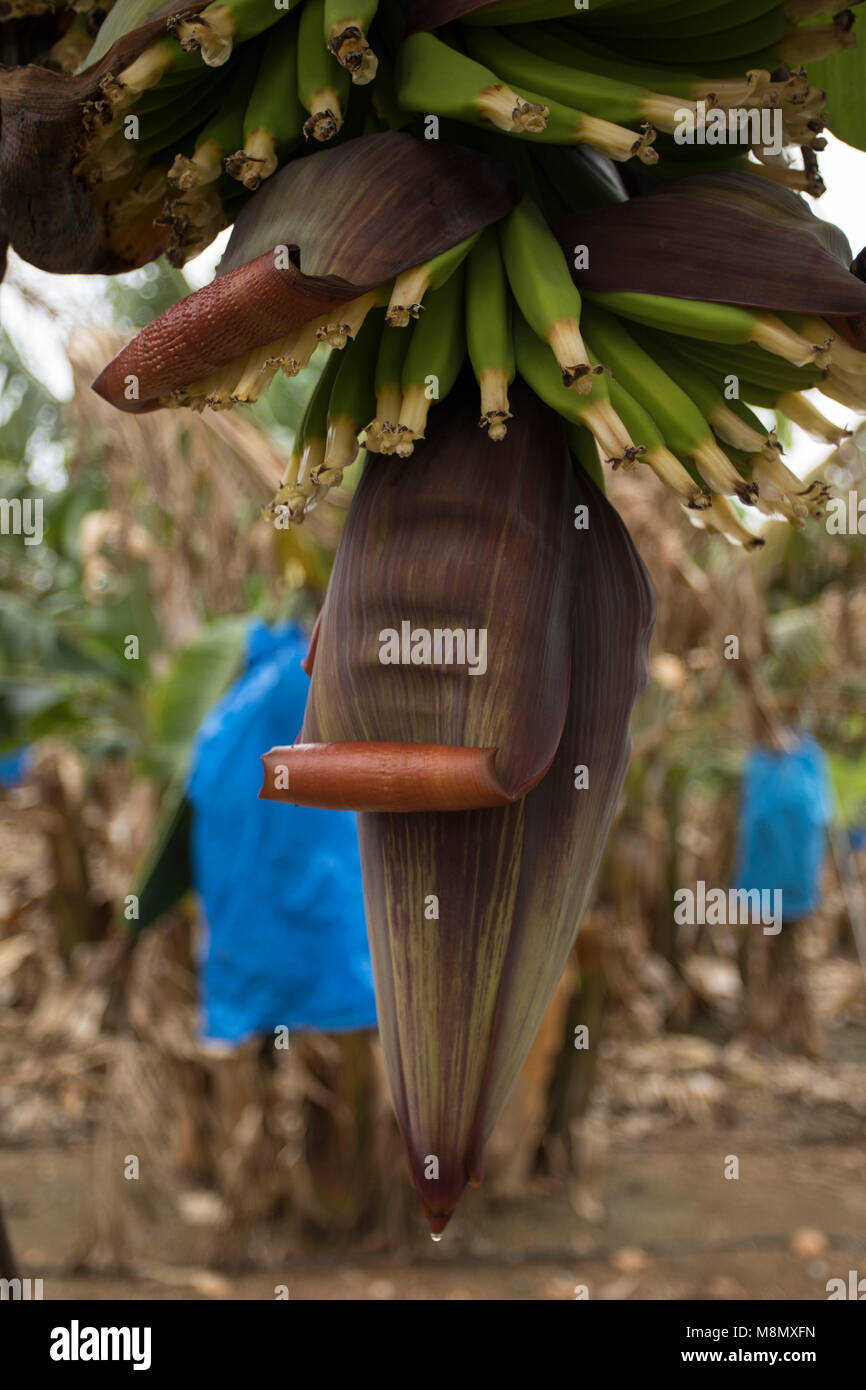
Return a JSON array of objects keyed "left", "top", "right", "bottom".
[{"left": 4, "top": 1091, "right": 865, "bottom": 1301}]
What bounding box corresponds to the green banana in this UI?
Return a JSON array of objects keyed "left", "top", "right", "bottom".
[
  {"left": 696, "top": 495, "right": 765, "bottom": 550},
  {"left": 386, "top": 232, "right": 480, "bottom": 327},
  {"left": 367, "top": 317, "right": 414, "bottom": 452},
  {"left": 771, "top": 392, "right": 852, "bottom": 446},
  {"left": 316, "top": 289, "right": 387, "bottom": 350},
  {"left": 130, "top": 76, "right": 230, "bottom": 160},
  {"left": 465, "top": 227, "right": 515, "bottom": 441},
  {"left": 563, "top": 421, "right": 607, "bottom": 495},
  {"left": 510, "top": 22, "right": 772, "bottom": 108},
  {"left": 506, "top": 81, "right": 657, "bottom": 162},
  {"left": 608, "top": 8, "right": 796, "bottom": 65},
  {"left": 395, "top": 31, "right": 549, "bottom": 135},
  {"left": 297, "top": 348, "right": 344, "bottom": 497},
  {"left": 54, "top": 12, "right": 107, "bottom": 73},
  {"left": 266, "top": 349, "right": 342, "bottom": 522},
  {"left": 395, "top": 265, "right": 467, "bottom": 455},
  {"left": 633, "top": 326, "right": 780, "bottom": 459},
  {"left": 783, "top": 313, "right": 866, "bottom": 376},
  {"left": 578, "top": 302, "right": 755, "bottom": 500},
  {"left": 513, "top": 308, "right": 638, "bottom": 467},
  {"left": 317, "top": 310, "right": 384, "bottom": 488},
  {"left": 677, "top": 338, "right": 826, "bottom": 395},
  {"left": 299, "top": 0, "right": 351, "bottom": 141},
  {"left": 169, "top": 52, "right": 258, "bottom": 189},
  {"left": 585, "top": 290, "right": 821, "bottom": 367},
  {"left": 649, "top": 12, "right": 856, "bottom": 74},
  {"left": 172, "top": 304, "right": 328, "bottom": 410},
  {"left": 266, "top": 444, "right": 306, "bottom": 525},
  {"left": 102, "top": 37, "right": 210, "bottom": 114},
  {"left": 729, "top": 444, "right": 828, "bottom": 525},
  {"left": 461, "top": 25, "right": 701, "bottom": 136},
  {"left": 225, "top": 311, "right": 325, "bottom": 406},
  {"left": 606, "top": 377, "right": 712, "bottom": 509},
  {"left": 602, "top": 0, "right": 787, "bottom": 41},
  {"left": 225, "top": 16, "right": 303, "bottom": 187},
  {"left": 324, "top": 0, "right": 379, "bottom": 84},
  {"left": 395, "top": 31, "right": 656, "bottom": 163},
  {"left": 463, "top": 0, "right": 625, "bottom": 22},
  {"left": 500, "top": 197, "right": 601, "bottom": 394},
  {"left": 170, "top": 0, "right": 304, "bottom": 68}
]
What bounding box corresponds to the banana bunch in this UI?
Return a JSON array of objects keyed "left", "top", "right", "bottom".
[
  {"left": 147, "top": 177, "right": 862, "bottom": 545},
  {"left": 66, "top": 0, "right": 860, "bottom": 273},
  {"left": 70, "top": 0, "right": 384, "bottom": 264}
]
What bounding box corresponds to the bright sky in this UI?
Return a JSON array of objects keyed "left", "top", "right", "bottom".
[{"left": 2, "top": 137, "right": 866, "bottom": 483}]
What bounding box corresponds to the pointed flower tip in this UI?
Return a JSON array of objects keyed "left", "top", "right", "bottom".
[{"left": 425, "top": 1207, "right": 456, "bottom": 1238}]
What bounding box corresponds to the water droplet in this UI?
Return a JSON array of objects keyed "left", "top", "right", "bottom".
[{"left": 431, "top": 1233, "right": 443, "bottom": 1243}]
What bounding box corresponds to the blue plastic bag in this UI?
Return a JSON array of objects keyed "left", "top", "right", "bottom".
[
  {"left": 734, "top": 735, "right": 832, "bottom": 923},
  {"left": 187, "top": 621, "right": 377, "bottom": 1041},
  {"left": 0, "top": 747, "right": 31, "bottom": 788}
]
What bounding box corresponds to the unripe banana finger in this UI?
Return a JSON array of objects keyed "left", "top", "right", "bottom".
[
  {"left": 325, "top": 0, "right": 379, "bottom": 85},
  {"left": 386, "top": 234, "right": 479, "bottom": 327}
]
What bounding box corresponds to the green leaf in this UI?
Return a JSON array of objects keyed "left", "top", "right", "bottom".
[
  {"left": 132, "top": 783, "right": 193, "bottom": 930},
  {"left": 81, "top": 0, "right": 172, "bottom": 69},
  {"left": 147, "top": 617, "right": 247, "bottom": 779},
  {"left": 809, "top": 46, "right": 866, "bottom": 154}
]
